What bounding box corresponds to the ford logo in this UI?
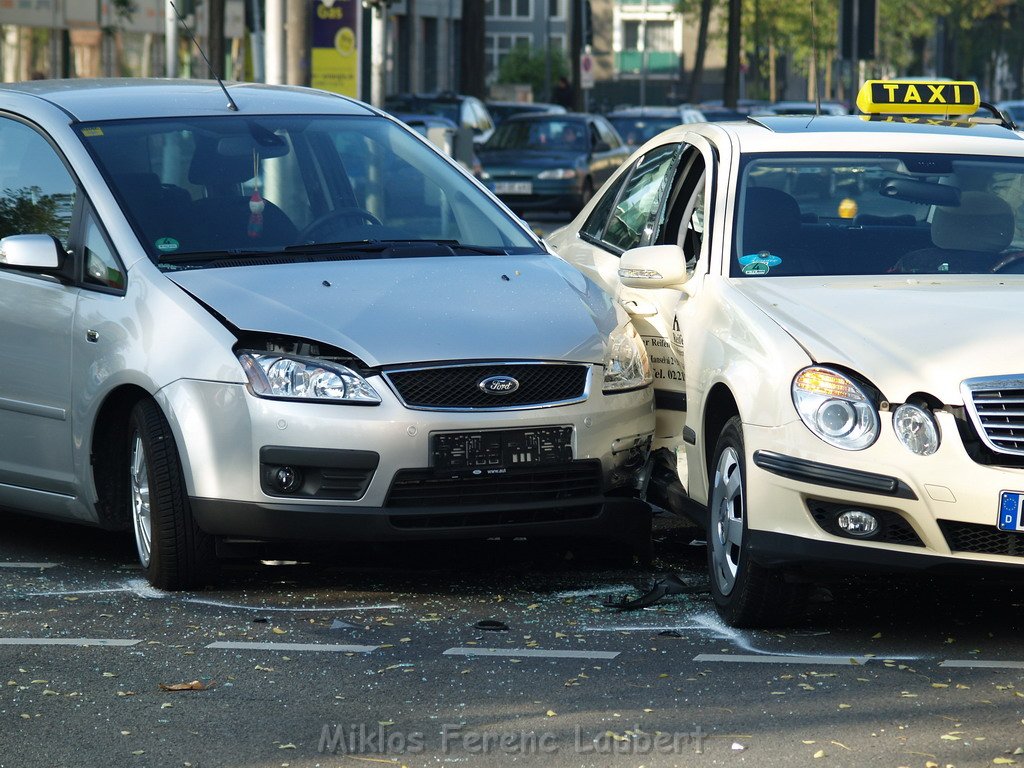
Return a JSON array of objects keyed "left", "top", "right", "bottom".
[{"left": 479, "top": 375, "right": 520, "bottom": 395}]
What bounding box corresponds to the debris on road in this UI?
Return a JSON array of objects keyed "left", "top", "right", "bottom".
[{"left": 603, "top": 574, "right": 702, "bottom": 611}]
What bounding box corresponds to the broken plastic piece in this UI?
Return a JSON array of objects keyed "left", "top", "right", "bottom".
[
  {"left": 473, "top": 620, "right": 510, "bottom": 631},
  {"left": 603, "top": 574, "right": 700, "bottom": 610},
  {"left": 330, "top": 619, "right": 355, "bottom": 630}
]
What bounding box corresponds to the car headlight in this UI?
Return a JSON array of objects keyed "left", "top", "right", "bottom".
[
  {"left": 792, "top": 366, "right": 879, "bottom": 450},
  {"left": 537, "top": 168, "right": 578, "bottom": 180},
  {"left": 238, "top": 352, "right": 381, "bottom": 404},
  {"left": 892, "top": 402, "right": 939, "bottom": 455},
  {"left": 480, "top": 170, "right": 492, "bottom": 180},
  {"left": 603, "top": 325, "right": 652, "bottom": 393}
]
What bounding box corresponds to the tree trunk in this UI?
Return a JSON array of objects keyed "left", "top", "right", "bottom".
[
  {"left": 685, "top": 0, "right": 712, "bottom": 103},
  {"left": 286, "top": 0, "right": 309, "bottom": 85},
  {"left": 723, "top": 0, "right": 741, "bottom": 107},
  {"left": 460, "top": 0, "right": 486, "bottom": 98},
  {"left": 208, "top": 0, "right": 226, "bottom": 78}
]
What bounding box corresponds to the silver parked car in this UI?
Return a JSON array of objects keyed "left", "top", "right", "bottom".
[{"left": 0, "top": 79, "right": 656, "bottom": 589}]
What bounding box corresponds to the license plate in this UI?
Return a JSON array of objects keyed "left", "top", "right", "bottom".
[
  {"left": 998, "top": 491, "right": 1024, "bottom": 531},
  {"left": 431, "top": 426, "right": 573, "bottom": 470},
  {"left": 494, "top": 181, "right": 532, "bottom": 195}
]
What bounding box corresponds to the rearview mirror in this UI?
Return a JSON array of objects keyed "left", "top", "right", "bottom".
[
  {"left": 0, "top": 234, "right": 65, "bottom": 271},
  {"left": 618, "top": 245, "right": 689, "bottom": 289},
  {"left": 880, "top": 178, "right": 961, "bottom": 207}
]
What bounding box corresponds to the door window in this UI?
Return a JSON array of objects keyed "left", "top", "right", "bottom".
[
  {"left": 82, "top": 208, "right": 126, "bottom": 291},
  {"left": 0, "top": 118, "right": 77, "bottom": 247},
  {"left": 598, "top": 144, "right": 681, "bottom": 252}
]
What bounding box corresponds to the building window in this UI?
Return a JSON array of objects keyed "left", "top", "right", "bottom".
[
  {"left": 622, "top": 20, "right": 675, "bottom": 52},
  {"left": 486, "top": 0, "right": 532, "bottom": 19},
  {"left": 548, "top": 0, "right": 566, "bottom": 18},
  {"left": 618, "top": 19, "right": 678, "bottom": 75},
  {"left": 485, "top": 34, "right": 534, "bottom": 79}
]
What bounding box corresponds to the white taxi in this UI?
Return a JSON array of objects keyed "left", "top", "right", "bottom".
[{"left": 548, "top": 81, "right": 1024, "bottom": 626}]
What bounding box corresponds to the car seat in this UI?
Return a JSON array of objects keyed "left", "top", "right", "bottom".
[
  {"left": 739, "top": 186, "right": 821, "bottom": 275},
  {"left": 895, "top": 191, "right": 1014, "bottom": 273}
]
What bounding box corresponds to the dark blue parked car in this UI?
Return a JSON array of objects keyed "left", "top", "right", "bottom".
[{"left": 477, "top": 113, "right": 630, "bottom": 215}]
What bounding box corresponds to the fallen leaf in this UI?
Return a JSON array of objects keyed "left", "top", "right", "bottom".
[
  {"left": 102, "top": 672, "right": 117, "bottom": 678},
  {"left": 279, "top": 743, "right": 297, "bottom": 750},
  {"left": 131, "top": 750, "right": 145, "bottom": 756},
  {"left": 993, "top": 759, "right": 1016, "bottom": 765},
  {"left": 160, "top": 702, "right": 173, "bottom": 709},
  {"left": 813, "top": 749, "right": 826, "bottom": 758},
  {"left": 933, "top": 683, "right": 950, "bottom": 689},
  {"left": 546, "top": 710, "right": 557, "bottom": 717},
  {"left": 838, "top": 704, "right": 851, "bottom": 709},
  {"left": 159, "top": 680, "right": 212, "bottom": 692},
  {"left": 272, "top": 627, "right": 287, "bottom": 635},
  {"left": 802, "top": 740, "right": 816, "bottom": 745},
  {"left": 871, "top": 632, "right": 882, "bottom": 639}
]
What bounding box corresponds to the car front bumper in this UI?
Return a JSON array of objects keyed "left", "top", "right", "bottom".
[
  {"left": 156, "top": 374, "right": 655, "bottom": 544},
  {"left": 744, "top": 411, "right": 1024, "bottom": 571}
]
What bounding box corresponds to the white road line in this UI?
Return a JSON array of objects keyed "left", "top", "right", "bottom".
[
  {"left": 444, "top": 647, "right": 620, "bottom": 660},
  {"left": 940, "top": 659, "right": 1024, "bottom": 669},
  {"left": 205, "top": 641, "right": 379, "bottom": 653},
  {"left": 0, "top": 562, "right": 58, "bottom": 569},
  {"left": 552, "top": 586, "right": 630, "bottom": 599},
  {"left": 186, "top": 597, "right": 403, "bottom": 613},
  {"left": 694, "top": 653, "right": 872, "bottom": 666},
  {"left": 0, "top": 638, "right": 141, "bottom": 647},
  {"left": 582, "top": 625, "right": 707, "bottom": 632}
]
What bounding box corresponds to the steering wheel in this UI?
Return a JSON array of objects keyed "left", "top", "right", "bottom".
[
  {"left": 299, "top": 206, "right": 383, "bottom": 241},
  {"left": 991, "top": 251, "right": 1024, "bottom": 273}
]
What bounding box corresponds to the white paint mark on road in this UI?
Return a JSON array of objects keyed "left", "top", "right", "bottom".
[
  {"left": 940, "top": 659, "right": 1024, "bottom": 669},
  {"left": 582, "top": 624, "right": 706, "bottom": 633},
  {"left": 552, "top": 586, "right": 629, "bottom": 599},
  {"left": 444, "top": 647, "right": 620, "bottom": 660},
  {"left": 205, "top": 641, "right": 378, "bottom": 653},
  {"left": 694, "top": 653, "right": 872, "bottom": 666},
  {"left": 0, "top": 638, "right": 141, "bottom": 647},
  {"left": 0, "top": 562, "right": 58, "bottom": 569}
]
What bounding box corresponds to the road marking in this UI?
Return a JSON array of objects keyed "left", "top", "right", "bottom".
[
  {"left": 0, "top": 638, "right": 141, "bottom": 647},
  {"left": 940, "top": 659, "right": 1024, "bottom": 669},
  {"left": 583, "top": 625, "right": 705, "bottom": 632},
  {"left": 444, "top": 647, "right": 620, "bottom": 660},
  {"left": 552, "top": 586, "right": 629, "bottom": 599},
  {"left": 0, "top": 562, "right": 58, "bottom": 569},
  {"left": 205, "top": 641, "right": 378, "bottom": 653},
  {"left": 694, "top": 653, "right": 872, "bottom": 666}
]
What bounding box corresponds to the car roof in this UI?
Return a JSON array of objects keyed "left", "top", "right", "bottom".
[
  {"left": 0, "top": 78, "right": 374, "bottom": 121},
  {"left": 607, "top": 106, "right": 680, "bottom": 118},
  {"left": 503, "top": 112, "right": 591, "bottom": 123},
  {"left": 645, "top": 114, "right": 1024, "bottom": 155}
]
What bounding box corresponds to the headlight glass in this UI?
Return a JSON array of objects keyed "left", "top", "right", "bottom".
[
  {"left": 537, "top": 168, "right": 578, "bottom": 180},
  {"left": 792, "top": 367, "right": 879, "bottom": 450},
  {"left": 893, "top": 402, "right": 940, "bottom": 455},
  {"left": 238, "top": 353, "right": 381, "bottom": 404},
  {"left": 603, "top": 325, "right": 653, "bottom": 393}
]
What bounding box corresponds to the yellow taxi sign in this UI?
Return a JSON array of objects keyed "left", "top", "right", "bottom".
[{"left": 856, "top": 80, "right": 979, "bottom": 116}]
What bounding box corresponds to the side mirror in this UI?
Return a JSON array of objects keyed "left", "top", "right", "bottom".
[
  {"left": 618, "top": 244, "right": 689, "bottom": 289},
  {"left": 0, "top": 234, "right": 65, "bottom": 272}
]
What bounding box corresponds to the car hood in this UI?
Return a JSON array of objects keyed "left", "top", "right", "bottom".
[
  {"left": 478, "top": 149, "right": 584, "bottom": 170},
  {"left": 735, "top": 277, "right": 1024, "bottom": 404},
  {"left": 167, "top": 254, "right": 617, "bottom": 367}
]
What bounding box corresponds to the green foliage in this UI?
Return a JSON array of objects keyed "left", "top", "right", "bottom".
[
  {"left": 495, "top": 45, "right": 569, "bottom": 98},
  {"left": 0, "top": 187, "right": 73, "bottom": 242}
]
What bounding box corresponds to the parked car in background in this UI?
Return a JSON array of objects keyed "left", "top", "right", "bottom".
[
  {"left": 487, "top": 100, "right": 567, "bottom": 126},
  {"left": 699, "top": 98, "right": 770, "bottom": 115},
  {"left": 478, "top": 113, "right": 631, "bottom": 215},
  {"left": 384, "top": 92, "right": 496, "bottom": 145},
  {"left": 389, "top": 112, "right": 482, "bottom": 177},
  {"left": 753, "top": 100, "right": 850, "bottom": 116},
  {"left": 0, "top": 78, "right": 657, "bottom": 589},
  {"left": 607, "top": 107, "right": 684, "bottom": 150},
  {"left": 996, "top": 100, "right": 1024, "bottom": 126}
]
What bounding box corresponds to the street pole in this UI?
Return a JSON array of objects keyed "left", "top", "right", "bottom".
[
  {"left": 250, "top": 0, "right": 265, "bottom": 82},
  {"left": 165, "top": 0, "right": 179, "bottom": 77},
  {"left": 639, "top": 0, "right": 648, "bottom": 107},
  {"left": 286, "top": 0, "right": 308, "bottom": 85},
  {"left": 265, "top": 0, "right": 285, "bottom": 84},
  {"left": 367, "top": 0, "right": 389, "bottom": 106}
]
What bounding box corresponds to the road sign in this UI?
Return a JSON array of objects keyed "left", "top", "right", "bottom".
[{"left": 580, "top": 52, "right": 594, "bottom": 90}]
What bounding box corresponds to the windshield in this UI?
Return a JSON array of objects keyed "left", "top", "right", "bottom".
[
  {"left": 608, "top": 117, "right": 680, "bottom": 146},
  {"left": 733, "top": 152, "right": 1024, "bottom": 277},
  {"left": 484, "top": 118, "right": 588, "bottom": 152},
  {"left": 76, "top": 115, "right": 537, "bottom": 267}
]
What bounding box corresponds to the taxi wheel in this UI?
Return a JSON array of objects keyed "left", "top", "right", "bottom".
[
  {"left": 706, "top": 416, "right": 809, "bottom": 628},
  {"left": 127, "top": 399, "right": 216, "bottom": 590}
]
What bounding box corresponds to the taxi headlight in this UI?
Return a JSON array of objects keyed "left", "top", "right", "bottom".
[
  {"left": 537, "top": 168, "right": 578, "bottom": 180},
  {"left": 238, "top": 353, "right": 381, "bottom": 404},
  {"left": 603, "top": 325, "right": 653, "bottom": 393},
  {"left": 792, "top": 366, "right": 879, "bottom": 450},
  {"left": 893, "top": 402, "right": 940, "bottom": 455}
]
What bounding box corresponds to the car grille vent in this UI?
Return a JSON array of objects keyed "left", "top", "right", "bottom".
[
  {"left": 385, "top": 460, "right": 603, "bottom": 508},
  {"left": 962, "top": 378, "right": 1024, "bottom": 456},
  {"left": 389, "top": 505, "right": 602, "bottom": 530},
  {"left": 383, "top": 363, "right": 589, "bottom": 410},
  {"left": 938, "top": 519, "right": 1024, "bottom": 557}
]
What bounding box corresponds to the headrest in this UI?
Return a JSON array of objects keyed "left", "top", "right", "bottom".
[
  {"left": 188, "top": 140, "right": 254, "bottom": 186},
  {"left": 931, "top": 191, "right": 1014, "bottom": 252},
  {"left": 743, "top": 187, "right": 802, "bottom": 251}
]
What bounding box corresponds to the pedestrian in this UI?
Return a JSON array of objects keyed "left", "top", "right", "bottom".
[{"left": 553, "top": 76, "right": 574, "bottom": 110}]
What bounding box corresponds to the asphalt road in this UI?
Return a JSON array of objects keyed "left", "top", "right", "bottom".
[{"left": 3, "top": 506, "right": 1024, "bottom": 768}]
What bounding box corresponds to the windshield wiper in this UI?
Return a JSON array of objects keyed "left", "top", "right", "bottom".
[
  {"left": 158, "top": 248, "right": 286, "bottom": 264},
  {"left": 284, "top": 239, "right": 506, "bottom": 256}
]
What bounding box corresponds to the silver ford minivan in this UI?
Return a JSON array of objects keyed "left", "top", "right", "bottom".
[{"left": 0, "top": 80, "right": 655, "bottom": 589}]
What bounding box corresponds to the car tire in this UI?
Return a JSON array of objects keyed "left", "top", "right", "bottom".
[
  {"left": 574, "top": 179, "right": 594, "bottom": 215},
  {"left": 706, "top": 416, "right": 808, "bottom": 627},
  {"left": 128, "top": 399, "right": 216, "bottom": 590}
]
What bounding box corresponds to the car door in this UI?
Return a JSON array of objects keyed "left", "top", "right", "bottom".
[
  {"left": 0, "top": 116, "right": 80, "bottom": 504},
  {"left": 590, "top": 117, "right": 630, "bottom": 186}
]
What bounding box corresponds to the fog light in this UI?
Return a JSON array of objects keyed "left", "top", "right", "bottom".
[
  {"left": 836, "top": 509, "right": 879, "bottom": 537},
  {"left": 893, "top": 402, "right": 939, "bottom": 455},
  {"left": 271, "top": 465, "right": 302, "bottom": 493}
]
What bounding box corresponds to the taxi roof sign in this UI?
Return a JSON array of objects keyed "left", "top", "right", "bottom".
[{"left": 856, "top": 80, "right": 980, "bottom": 116}]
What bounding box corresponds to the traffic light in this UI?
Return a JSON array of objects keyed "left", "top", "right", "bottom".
[{"left": 582, "top": 0, "right": 592, "bottom": 47}]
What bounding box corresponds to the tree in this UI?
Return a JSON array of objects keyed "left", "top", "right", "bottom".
[
  {"left": 676, "top": 0, "right": 717, "bottom": 103},
  {"left": 723, "top": 0, "right": 741, "bottom": 106},
  {"left": 496, "top": 46, "right": 569, "bottom": 99}
]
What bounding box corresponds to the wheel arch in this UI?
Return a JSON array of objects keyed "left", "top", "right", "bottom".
[
  {"left": 702, "top": 382, "right": 740, "bottom": 483},
  {"left": 91, "top": 384, "right": 153, "bottom": 530}
]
